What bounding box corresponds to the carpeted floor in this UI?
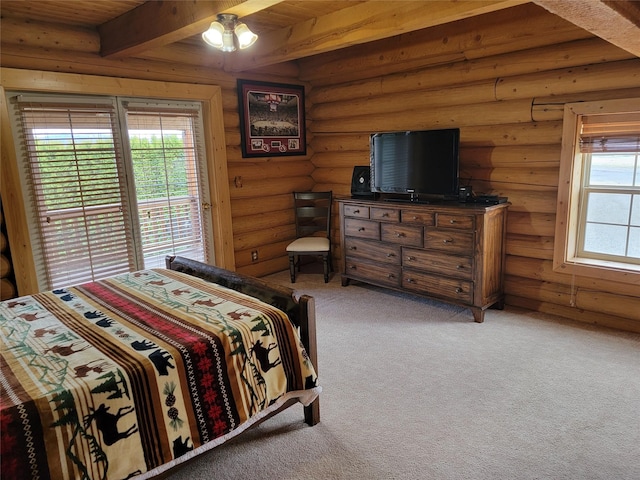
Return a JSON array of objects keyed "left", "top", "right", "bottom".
[{"left": 166, "top": 268, "right": 640, "bottom": 480}]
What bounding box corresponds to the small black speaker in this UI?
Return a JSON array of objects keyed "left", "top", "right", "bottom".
[{"left": 351, "top": 166, "right": 373, "bottom": 198}]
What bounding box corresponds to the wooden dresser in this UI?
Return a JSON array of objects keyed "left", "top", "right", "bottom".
[{"left": 338, "top": 198, "right": 509, "bottom": 322}]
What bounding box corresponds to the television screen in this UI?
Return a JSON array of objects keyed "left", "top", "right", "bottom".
[{"left": 370, "top": 128, "right": 460, "bottom": 197}]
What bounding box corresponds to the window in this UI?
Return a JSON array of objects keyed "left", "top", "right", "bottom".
[
  {"left": 554, "top": 98, "right": 640, "bottom": 284},
  {"left": 7, "top": 93, "right": 213, "bottom": 290}
]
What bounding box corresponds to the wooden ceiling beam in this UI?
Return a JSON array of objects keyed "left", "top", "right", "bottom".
[
  {"left": 225, "top": 0, "right": 529, "bottom": 72},
  {"left": 99, "top": 0, "right": 284, "bottom": 58},
  {"left": 533, "top": 0, "right": 640, "bottom": 57}
]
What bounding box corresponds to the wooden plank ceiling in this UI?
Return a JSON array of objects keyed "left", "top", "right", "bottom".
[{"left": 1, "top": 0, "right": 638, "bottom": 72}]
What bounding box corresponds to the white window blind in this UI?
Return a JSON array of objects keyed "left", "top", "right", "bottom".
[
  {"left": 8, "top": 93, "right": 214, "bottom": 291},
  {"left": 122, "top": 102, "right": 212, "bottom": 268},
  {"left": 10, "top": 96, "right": 136, "bottom": 289}
]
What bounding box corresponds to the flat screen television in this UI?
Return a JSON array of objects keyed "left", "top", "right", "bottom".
[{"left": 370, "top": 128, "right": 460, "bottom": 201}]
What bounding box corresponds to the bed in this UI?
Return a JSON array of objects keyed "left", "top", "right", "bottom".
[{"left": 0, "top": 256, "right": 320, "bottom": 480}]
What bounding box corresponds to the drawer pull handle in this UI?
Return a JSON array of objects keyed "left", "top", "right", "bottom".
[
  {"left": 456, "top": 264, "right": 464, "bottom": 269},
  {"left": 443, "top": 239, "right": 453, "bottom": 244},
  {"left": 387, "top": 253, "right": 396, "bottom": 257},
  {"left": 455, "top": 287, "right": 463, "bottom": 294},
  {"left": 406, "top": 278, "right": 415, "bottom": 284},
  {"left": 388, "top": 273, "right": 395, "bottom": 279},
  {"left": 406, "top": 256, "right": 416, "bottom": 261},
  {"left": 358, "top": 227, "right": 365, "bottom": 232},
  {"left": 396, "top": 232, "right": 405, "bottom": 237},
  {"left": 349, "top": 246, "right": 357, "bottom": 250},
  {"left": 353, "top": 209, "right": 360, "bottom": 214},
  {"left": 412, "top": 216, "right": 418, "bottom": 220},
  {"left": 349, "top": 265, "right": 357, "bottom": 270},
  {"left": 382, "top": 213, "right": 389, "bottom": 217},
  {"left": 450, "top": 219, "right": 456, "bottom": 224}
]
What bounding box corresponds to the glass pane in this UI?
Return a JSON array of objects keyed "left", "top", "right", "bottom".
[
  {"left": 126, "top": 109, "right": 206, "bottom": 269},
  {"left": 629, "top": 227, "right": 640, "bottom": 259},
  {"left": 632, "top": 195, "right": 640, "bottom": 227},
  {"left": 585, "top": 192, "right": 631, "bottom": 225},
  {"left": 588, "top": 153, "right": 635, "bottom": 186},
  {"left": 583, "top": 223, "right": 628, "bottom": 256}
]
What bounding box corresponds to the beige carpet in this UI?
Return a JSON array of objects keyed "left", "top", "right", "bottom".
[{"left": 166, "top": 268, "right": 640, "bottom": 480}]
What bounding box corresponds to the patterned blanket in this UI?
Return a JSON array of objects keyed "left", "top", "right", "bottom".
[{"left": 0, "top": 269, "right": 320, "bottom": 480}]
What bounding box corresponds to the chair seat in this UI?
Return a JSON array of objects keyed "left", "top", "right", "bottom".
[{"left": 286, "top": 236, "right": 330, "bottom": 253}]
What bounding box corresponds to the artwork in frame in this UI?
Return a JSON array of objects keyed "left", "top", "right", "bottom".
[{"left": 237, "top": 79, "right": 306, "bottom": 157}]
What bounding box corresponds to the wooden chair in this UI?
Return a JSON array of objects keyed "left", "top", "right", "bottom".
[{"left": 286, "top": 191, "right": 332, "bottom": 283}]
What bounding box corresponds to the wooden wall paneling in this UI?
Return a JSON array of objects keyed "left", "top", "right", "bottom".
[
  {"left": 299, "top": 3, "right": 593, "bottom": 85},
  {"left": 506, "top": 212, "right": 556, "bottom": 237},
  {"left": 460, "top": 122, "right": 563, "bottom": 147},
  {"left": 460, "top": 145, "right": 561, "bottom": 168}
]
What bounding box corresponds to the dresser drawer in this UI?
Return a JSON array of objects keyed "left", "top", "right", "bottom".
[
  {"left": 424, "top": 229, "right": 473, "bottom": 254},
  {"left": 344, "top": 204, "right": 370, "bottom": 218},
  {"left": 402, "top": 248, "right": 473, "bottom": 280},
  {"left": 345, "top": 259, "right": 401, "bottom": 287},
  {"left": 401, "top": 209, "right": 435, "bottom": 226},
  {"left": 381, "top": 224, "right": 423, "bottom": 247},
  {"left": 436, "top": 213, "right": 475, "bottom": 230},
  {"left": 344, "top": 218, "right": 379, "bottom": 240},
  {"left": 371, "top": 207, "right": 399, "bottom": 222},
  {"left": 344, "top": 237, "right": 401, "bottom": 264},
  {"left": 402, "top": 270, "right": 473, "bottom": 304}
]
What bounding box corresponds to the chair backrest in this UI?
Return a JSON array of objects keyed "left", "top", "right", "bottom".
[{"left": 293, "top": 191, "right": 332, "bottom": 239}]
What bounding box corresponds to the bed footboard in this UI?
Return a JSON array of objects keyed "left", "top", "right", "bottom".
[{"left": 165, "top": 256, "right": 319, "bottom": 425}]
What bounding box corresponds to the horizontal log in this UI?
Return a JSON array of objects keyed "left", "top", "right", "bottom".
[
  {"left": 506, "top": 234, "right": 554, "bottom": 260},
  {"left": 496, "top": 59, "right": 640, "bottom": 101},
  {"left": 0, "top": 44, "right": 238, "bottom": 88},
  {"left": 506, "top": 212, "right": 556, "bottom": 237},
  {"left": 460, "top": 121, "right": 563, "bottom": 147},
  {"left": 504, "top": 275, "right": 572, "bottom": 304},
  {"left": 307, "top": 36, "right": 628, "bottom": 101},
  {"left": 235, "top": 240, "right": 291, "bottom": 268},
  {"left": 0, "top": 278, "right": 17, "bottom": 301},
  {"left": 0, "top": 255, "right": 12, "bottom": 278},
  {"left": 531, "top": 86, "right": 640, "bottom": 122},
  {"left": 0, "top": 231, "right": 7, "bottom": 252},
  {"left": 461, "top": 166, "right": 559, "bottom": 188},
  {"left": 460, "top": 145, "right": 561, "bottom": 168},
  {"left": 237, "top": 256, "right": 289, "bottom": 279},
  {"left": 312, "top": 98, "right": 535, "bottom": 133},
  {"left": 314, "top": 183, "right": 351, "bottom": 198},
  {"left": 311, "top": 151, "right": 370, "bottom": 169},
  {"left": 310, "top": 133, "right": 371, "bottom": 153},
  {"left": 311, "top": 81, "right": 497, "bottom": 121},
  {"left": 469, "top": 183, "right": 558, "bottom": 213},
  {"left": 1, "top": 17, "right": 100, "bottom": 53},
  {"left": 229, "top": 176, "right": 314, "bottom": 199},
  {"left": 231, "top": 194, "right": 292, "bottom": 218},
  {"left": 227, "top": 160, "right": 314, "bottom": 181},
  {"left": 312, "top": 167, "right": 357, "bottom": 185},
  {"left": 233, "top": 208, "right": 292, "bottom": 235},
  {"left": 506, "top": 295, "right": 640, "bottom": 333},
  {"left": 576, "top": 290, "right": 640, "bottom": 322},
  {"left": 301, "top": 4, "right": 590, "bottom": 86},
  {"left": 225, "top": 144, "right": 314, "bottom": 163},
  {"left": 233, "top": 224, "right": 293, "bottom": 251},
  {"left": 505, "top": 256, "right": 640, "bottom": 297}
]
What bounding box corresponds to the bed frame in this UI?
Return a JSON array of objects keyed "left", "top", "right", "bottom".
[{"left": 165, "top": 255, "right": 320, "bottom": 426}]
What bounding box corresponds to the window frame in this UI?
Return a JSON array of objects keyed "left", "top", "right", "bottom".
[
  {"left": 0, "top": 68, "right": 234, "bottom": 296},
  {"left": 554, "top": 97, "right": 640, "bottom": 285}
]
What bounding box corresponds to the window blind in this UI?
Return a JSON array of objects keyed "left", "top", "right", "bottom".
[
  {"left": 579, "top": 112, "right": 640, "bottom": 153},
  {"left": 10, "top": 95, "right": 136, "bottom": 289},
  {"left": 122, "top": 101, "right": 211, "bottom": 268}
]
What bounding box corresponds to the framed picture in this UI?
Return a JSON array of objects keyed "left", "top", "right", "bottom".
[{"left": 237, "top": 79, "right": 306, "bottom": 157}]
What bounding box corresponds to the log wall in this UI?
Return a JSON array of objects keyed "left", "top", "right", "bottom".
[
  {"left": 0, "top": 3, "right": 638, "bottom": 332},
  {"left": 300, "top": 5, "right": 640, "bottom": 333}
]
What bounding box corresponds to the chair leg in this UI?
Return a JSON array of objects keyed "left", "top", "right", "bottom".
[
  {"left": 289, "top": 254, "right": 296, "bottom": 283},
  {"left": 323, "top": 254, "right": 329, "bottom": 283}
]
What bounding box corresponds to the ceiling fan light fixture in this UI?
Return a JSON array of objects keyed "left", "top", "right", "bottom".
[
  {"left": 202, "top": 13, "right": 257, "bottom": 52},
  {"left": 202, "top": 21, "right": 224, "bottom": 48},
  {"left": 234, "top": 22, "right": 258, "bottom": 49}
]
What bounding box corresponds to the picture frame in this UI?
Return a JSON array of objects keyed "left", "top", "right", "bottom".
[{"left": 237, "top": 79, "right": 306, "bottom": 157}]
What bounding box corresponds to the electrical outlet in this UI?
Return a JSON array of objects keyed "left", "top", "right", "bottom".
[{"left": 251, "top": 250, "right": 258, "bottom": 261}]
